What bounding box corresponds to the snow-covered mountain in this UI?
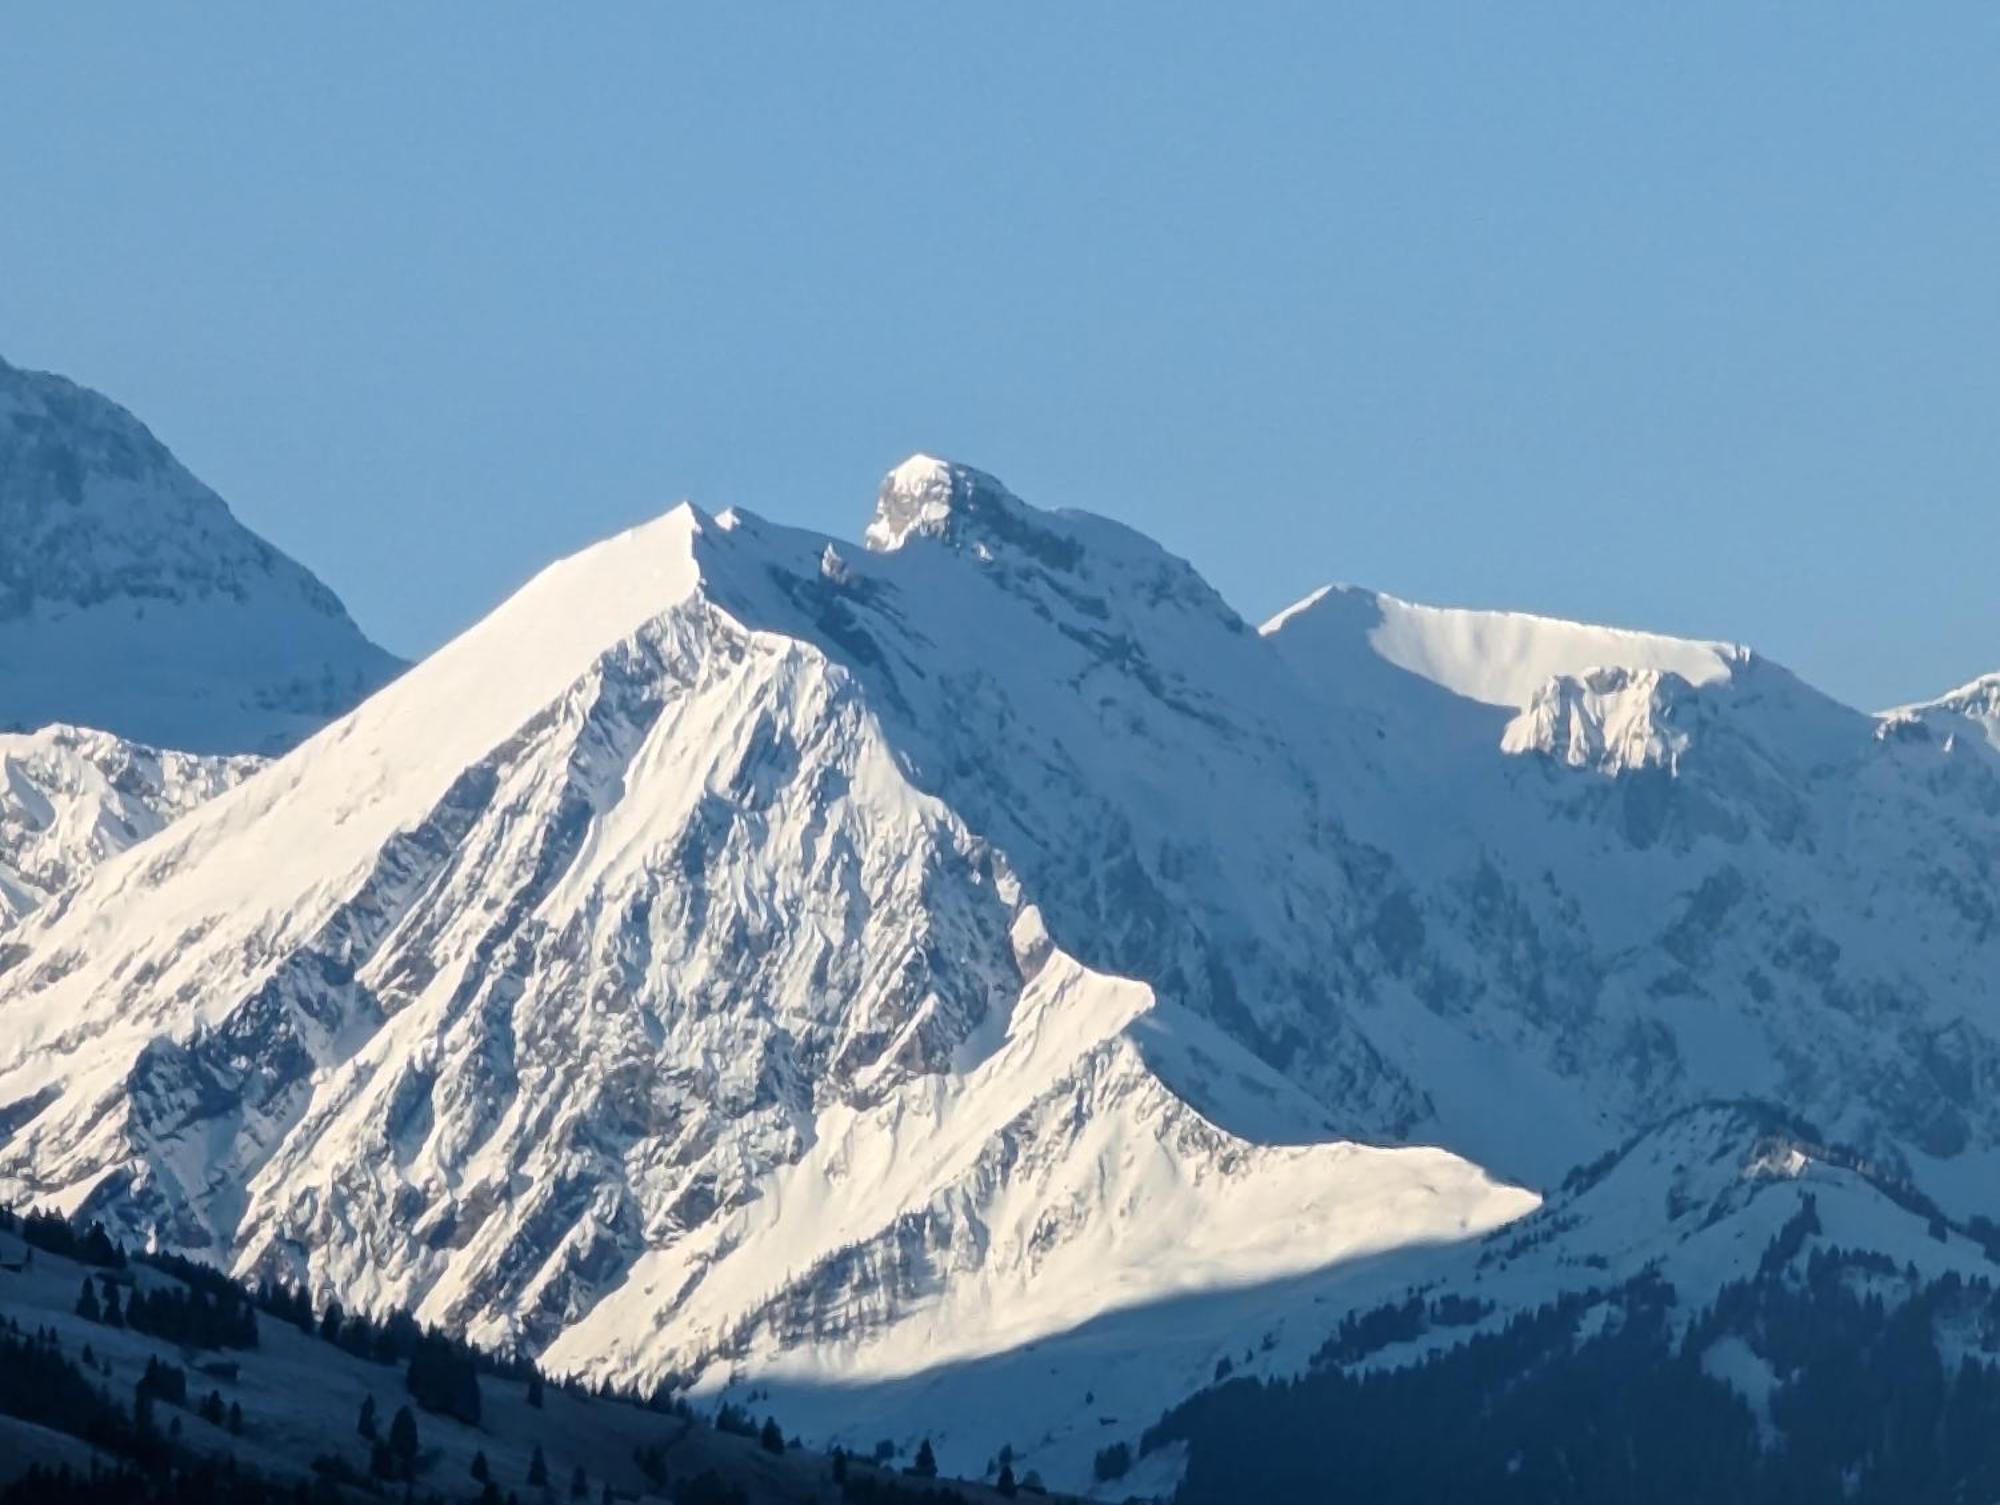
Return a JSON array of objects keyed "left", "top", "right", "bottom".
[
  {"left": 0, "top": 454, "right": 1995, "bottom": 1490},
  {"left": 0, "top": 724, "right": 261, "bottom": 932},
  {"left": 0, "top": 355, "right": 402, "bottom": 754},
  {"left": 1889, "top": 671, "right": 2000, "bottom": 756},
  {"left": 1140, "top": 1097, "right": 2000, "bottom": 1503}
]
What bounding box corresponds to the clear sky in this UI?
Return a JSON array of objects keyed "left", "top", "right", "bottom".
[{"left": 4, "top": 6, "right": 1997, "bottom": 710}]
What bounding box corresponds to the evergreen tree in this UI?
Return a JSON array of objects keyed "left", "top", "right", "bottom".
[
  {"left": 528, "top": 1443, "right": 549, "bottom": 1488},
  {"left": 388, "top": 1403, "right": 419, "bottom": 1476},
  {"left": 472, "top": 1450, "right": 491, "bottom": 1483},
  {"left": 570, "top": 1463, "right": 588, "bottom": 1498},
  {"left": 526, "top": 1370, "right": 545, "bottom": 1409},
  {"left": 136, "top": 1356, "right": 186, "bottom": 1407},
  {"left": 407, "top": 1332, "right": 481, "bottom": 1423},
  {"left": 77, "top": 1221, "right": 123, "bottom": 1268},
  {"left": 357, "top": 1393, "right": 379, "bottom": 1441},
  {"left": 228, "top": 1399, "right": 243, "bottom": 1435},
  {"left": 997, "top": 1461, "right": 1018, "bottom": 1497},
  {"left": 911, "top": 1438, "right": 938, "bottom": 1478},
  {"left": 101, "top": 1281, "right": 124, "bottom": 1329},
  {"left": 830, "top": 1447, "right": 848, "bottom": 1484},
  {"left": 74, "top": 1278, "right": 100, "bottom": 1323},
  {"left": 759, "top": 1416, "right": 785, "bottom": 1454},
  {"left": 200, "top": 1390, "right": 225, "bottom": 1426}
]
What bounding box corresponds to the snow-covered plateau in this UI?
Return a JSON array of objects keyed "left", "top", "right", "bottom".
[{"left": 2, "top": 434, "right": 1998, "bottom": 1493}]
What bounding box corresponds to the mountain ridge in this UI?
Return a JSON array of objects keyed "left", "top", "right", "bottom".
[
  {"left": 1, "top": 453, "right": 1997, "bottom": 1491},
  {"left": 0, "top": 353, "right": 402, "bottom": 754},
  {"left": 0, "top": 723, "right": 263, "bottom": 934}
]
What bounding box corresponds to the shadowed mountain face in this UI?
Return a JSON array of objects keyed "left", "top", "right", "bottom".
[
  {"left": 0, "top": 355, "right": 401, "bottom": 755},
  {"left": 0, "top": 453, "right": 1995, "bottom": 1491}
]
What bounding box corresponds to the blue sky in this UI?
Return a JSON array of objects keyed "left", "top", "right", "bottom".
[{"left": 4, "top": 5, "right": 1997, "bottom": 709}]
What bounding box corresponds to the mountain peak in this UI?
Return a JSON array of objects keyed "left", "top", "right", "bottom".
[
  {"left": 1916, "top": 669, "right": 2000, "bottom": 710},
  {"left": 0, "top": 355, "right": 403, "bottom": 754},
  {"left": 1888, "top": 669, "right": 2000, "bottom": 752},
  {"left": 864, "top": 453, "right": 1021, "bottom": 553}
]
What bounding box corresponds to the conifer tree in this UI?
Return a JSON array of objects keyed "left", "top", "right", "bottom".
[
  {"left": 75, "top": 1278, "right": 100, "bottom": 1323},
  {"left": 912, "top": 1438, "right": 938, "bottom": 1478},
  {"left": 528, "top": 1443, "right": 549, "bottom": 1488},
  {"left": 358, "top": 1393, "right": 379, "bottom": 1441},
  {"left": 407, "top": 1332, "right": 481, "bottom": 1423},
  {"left": 389, "top": 1403, "right": 420, "bottom": 1475}
]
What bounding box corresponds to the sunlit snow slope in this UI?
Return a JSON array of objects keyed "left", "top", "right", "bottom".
[
  {"left": 1888, "top": 672, "right": 2000, "bottom": 755},
  {"left": 1, "top": 453, "right": 1996, "bottom": 1489},
  {"left": 0, "top": 724, "right": 261, "bottom": 931}
]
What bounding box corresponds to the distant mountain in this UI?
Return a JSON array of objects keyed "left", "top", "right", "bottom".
[
  {"left": 0, "top": 355, "right": 402, "bottom": 755},
  {"left": 0, "top": 724, "right": 262, "bottom": 932},
  {"left": 1148, "top": 1104, "right": 2000, "bottom": 1505},
  {"left": 0, "top": 453, "right": 1995, "bottom": 1492},
  {"left": 1889, "top": 670, "right": 2000, "bottom": 753}
]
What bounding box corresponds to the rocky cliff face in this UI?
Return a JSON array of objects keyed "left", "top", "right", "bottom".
[
  {"left": 0, "top": 455, "right": 1995, "bottom": 1489},
  {"left": 0, "top": 724, "right": 261, "bottom": 931}
]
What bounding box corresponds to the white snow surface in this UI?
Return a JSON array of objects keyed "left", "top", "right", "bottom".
[
  {"left": 2, "top": 454, "right": 1998, "bottom": 1489},
  {"left": 0, "top": 724, "right": 261, "bottom": 930},
  {"left": 1887, "top": 671, "right": 2000, "bottom": 755},
  {"left": 1262, "top": 582, "right": 1744, "bottom": 710}
]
